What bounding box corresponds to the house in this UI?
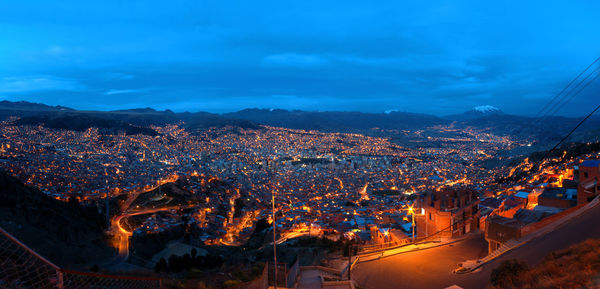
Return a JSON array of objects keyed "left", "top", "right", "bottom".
[
  {"left": 499, "top": 197, "right": 523, "bottom": 218},
  {"left": 513, "top": 191, "right": 529, "bottom": 205},
  {"left": 528, "top": 188, "right": 543, "bottom": 208},
  {"left": 577, "top": 160, "right": 600, "bottom": 204},
  {"left": 478, "top": 197, "right": 503, "bottom": 231},
  {"left": 538, "top": 187, "right": 577, "bottom": 209},
  {"left": 370, "top": 226, "right": 409, "bottom": 246},
  {"left": 485, "top": 208, "right": 553, "bottom": 253},
  {"left": 415, "top": 188, "right": 480, "bottom": 239}
]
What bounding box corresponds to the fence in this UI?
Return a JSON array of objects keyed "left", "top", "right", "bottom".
[
  {"left": 356, "top": 216, "right": 475, "bottom": 255},
  {"left": 286, "top": 257, "right": 299, "bottom": 288},
  {"left": 0, "top": 226, "right": 162, "bottom": 289},
  {"left": 268, "top": 261, "right": 288, "bottom": 288},
  {"left": 61, "top": 270, "right": 162, "bottom": 289}
]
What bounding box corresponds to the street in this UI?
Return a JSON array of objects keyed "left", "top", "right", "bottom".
[{"left": 354, "top": 204, "right": 600, "bottom": 289}]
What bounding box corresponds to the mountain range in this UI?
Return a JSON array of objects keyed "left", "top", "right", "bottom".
[{"left": 1, "top": 100, "right": 599, "bottom": 144}]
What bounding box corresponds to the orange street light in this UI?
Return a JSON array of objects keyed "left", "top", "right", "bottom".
[{"left": 402, "top": 205, "right": 416, "bottom": 242}]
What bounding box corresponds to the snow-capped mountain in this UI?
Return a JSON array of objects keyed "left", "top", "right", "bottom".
[
  {"left": 473, "top": 105, "right": 500, "bottom": 113},
  {"left": 446, "top": 105, "right": 505, "bottom": 121}
]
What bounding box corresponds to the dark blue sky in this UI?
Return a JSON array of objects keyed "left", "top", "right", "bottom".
[{"left": 0, "top": 0, "right": 598, "bottom": 116}]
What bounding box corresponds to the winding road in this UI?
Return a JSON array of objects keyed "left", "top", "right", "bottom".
[{"left": 353, "top": 203, "right": 600, "bottom": 289}]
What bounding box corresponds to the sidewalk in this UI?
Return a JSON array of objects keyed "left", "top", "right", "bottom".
[
  {"left": 455, "top": 197, "right": 600, "bottom": 274},
  {"left": 356, "top": 234, "right": 476, "bottom": 263}
]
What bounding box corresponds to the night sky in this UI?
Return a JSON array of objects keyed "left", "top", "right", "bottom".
[{"left": 1, "top": 0, "right": 599, "bottom": 116}]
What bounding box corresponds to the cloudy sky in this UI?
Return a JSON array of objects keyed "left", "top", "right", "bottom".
[{"left": 0, "top": 0, "right": 599, "bottom": 115}]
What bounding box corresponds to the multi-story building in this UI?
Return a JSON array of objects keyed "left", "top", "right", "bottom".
[
  {"left": 577, "top": 160, "right": 600, "bottom": 204},
  {"left": 415, "top": 188, "right": 480, "bottom": 239}
]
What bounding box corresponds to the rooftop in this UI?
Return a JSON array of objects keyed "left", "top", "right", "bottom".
[{"left": 580, "top": 160, "right": 600, "bottom": 168}]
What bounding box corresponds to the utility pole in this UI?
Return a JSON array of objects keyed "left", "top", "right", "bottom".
[
  {"left": 412, "top": 211, "right": 415, "bottom": 243},
  {"left": 104, "top": 168, "right": 110, "bottom": 229},
  {"left": 348, "top": 241, "right": 352, "bottom": 280},
  {"left": 272, "top": 191, "right": 278, "bottom": 289}
]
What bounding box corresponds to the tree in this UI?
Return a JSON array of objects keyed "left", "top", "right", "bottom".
[
  {"left": 155, "top": 258, "right": 167, "bottom": 272},
  {"left": 168, "top": 255, "right": 182, "bottom": 272},
  {"left": 68, "top": 196, "right": 80, "bottom": 208},
  {"left": 254, "top": 218, "right": 270, "bottom": 233}
]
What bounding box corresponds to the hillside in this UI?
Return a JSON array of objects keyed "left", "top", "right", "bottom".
[
  {"left": 224, "top": 108, "right": 448, "bottom": 132},
  {"left": 489, "top": 239, "right": 600, "bottom": 289},
  {"left": 0, "top": 170, "right": 112, "bottom": 268},
  {"left": 0, "top": 101, "right": 260, "bottom": 134},
  {"left": 15, "top": 113, "right": 160, "bottom": 136}
]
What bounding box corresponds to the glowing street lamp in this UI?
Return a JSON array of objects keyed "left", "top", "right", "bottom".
[{"left": 403, "top": 205, "right": 416, "bottom": 242}]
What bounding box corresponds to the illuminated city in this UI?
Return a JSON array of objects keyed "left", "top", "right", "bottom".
[{"left": 1, "top": 1, "right": 600, "bottom": 289}]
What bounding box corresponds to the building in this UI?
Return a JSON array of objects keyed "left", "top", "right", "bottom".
[
  {"left": 370, "top": 226, "right": 409, "bottom": 246},
  {"left": 577, "top": 160, "right": 600, "bottom": 204},
  {"left": 538, "top": 187, "right": 577, "bottom": 209},
  {"left": 415, "top": 189, "right": 480, "bottom": 239},
  {"left": 485, "top": 208, "right": 553, "bottom": 253},
  {"left": 513, "top": 191, "right": 529, "bottom": 205}
]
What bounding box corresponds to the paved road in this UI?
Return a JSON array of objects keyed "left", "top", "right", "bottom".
[{"left": 354, "top": 204, "right": 600, "bottom": 289}]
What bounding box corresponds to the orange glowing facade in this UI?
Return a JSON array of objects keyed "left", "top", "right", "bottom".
[
  {"left": 577, "top": 160, "right": 600, "bottom": 204},
  {"left": 415, "top": 189, "right": 480, "bottom": 239}
]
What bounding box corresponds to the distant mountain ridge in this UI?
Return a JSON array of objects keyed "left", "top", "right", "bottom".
[
  {"left": 0, "top": 101, "right": 260, "bottom": 134},
  {"left": 0, "top": 100, "right": 73, "bottom": 111},
  {"left": 224, "top": 108, "right": 447, "bottom": 132},
  {"left": 1, "top": 101, "right": 599, "bottom": 144}
]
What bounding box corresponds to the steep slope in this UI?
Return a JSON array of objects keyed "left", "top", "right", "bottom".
[{"left": 0, "top": 170, "right": 113, "bottom": 268}]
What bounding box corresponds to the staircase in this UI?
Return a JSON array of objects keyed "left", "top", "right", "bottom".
[{"left": 482, "top": 239, "right": 519, "bottom": 263}]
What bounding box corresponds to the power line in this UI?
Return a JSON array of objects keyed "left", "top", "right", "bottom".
[
  {"left": 540, "top": 85, "right": 600, "bottom": 162},
  {"left": 541, "top": 68, "right": 600, "bottom": 122},
  {"left": 533, "top": 57, "right": 600, "bottom": 120},
  {"left": 536, "top": 66, "right": 600, "bottom": 124}
]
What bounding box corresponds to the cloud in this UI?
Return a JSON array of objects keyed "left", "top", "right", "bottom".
[
  {"left": 45, "top": 45, "right": 66, "bottom": 56},
  {"left": 104, "top": 89, "right": 144, "bottom": 95},
  {"left": 262, "top": 53, "right": 330, "bottom": 68},
  {"left": 104, "top": 72, "right": 135, "bottom": 80},
  {"left": 0, "top": 1, "right": 598, "bottom": 116},
  {"left": 0, "top": 76, "right": 85, "bottom": 93}
]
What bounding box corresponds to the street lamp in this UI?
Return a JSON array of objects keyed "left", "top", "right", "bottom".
[
  {"left": 401, "top": 205, "right": 417, "bottom": 243},
  {"left": 346, "top": 232, "right": 355, "bottom": 281},
  {"left": 408, "top": 206, "right": 415, "bottom": 243}
]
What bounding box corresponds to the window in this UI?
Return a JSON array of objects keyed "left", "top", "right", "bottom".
[{"left": 429, "top": 213, "right": 433, "bottom": 220}]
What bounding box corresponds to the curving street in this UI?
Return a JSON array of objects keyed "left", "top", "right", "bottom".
[{"left": 353, "top": 204, "right": 600, "bottom": 289}]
